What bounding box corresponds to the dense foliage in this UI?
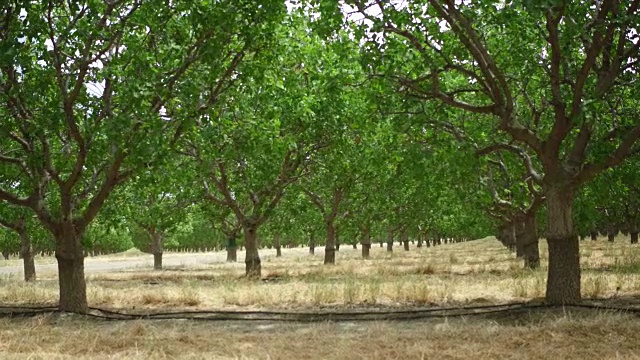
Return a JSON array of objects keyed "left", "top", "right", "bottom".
[{"left": 0, "top": 0, "right": 638, "bottom": 311}]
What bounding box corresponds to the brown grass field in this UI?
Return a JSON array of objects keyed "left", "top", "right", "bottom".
[{"left": 1, "top": 236, "right": 640, "bottom": 359}]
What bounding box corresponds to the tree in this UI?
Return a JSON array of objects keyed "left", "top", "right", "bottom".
[
  {"left": 0, "top": 0, "right": 285, "bottom": 312},
  {"left": 200, "top": 202, "right": 242, "bottom": 262},
  {"left": 182, "top": 14, "right": 328, "bottom": 277},
  {"left": 0, "top": 206, "right": 36, "bottom": 281},
  {"left": 322, "top": 0, "right": 640, "bottom": 304},
  {"left": 115, "top": 155, "right": 196, "bottom": 270}
]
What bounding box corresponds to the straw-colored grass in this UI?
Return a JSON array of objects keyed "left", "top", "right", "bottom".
[
  {"left": 2, "top": 236, "right": 640, "bottom": 310},
  {"left": 2, "top": 236, "right": 640, "bottom": 358},
  {"left": 0, "top": 310, "right": 639, "bottom": 359}
]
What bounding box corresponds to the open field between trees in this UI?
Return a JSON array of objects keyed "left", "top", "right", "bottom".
[
  {"left": 2, "top": 237, "right": 640, "bottom": 359},
  {"left": 2, "top": 237, "right": 640, "bottom": 309}
]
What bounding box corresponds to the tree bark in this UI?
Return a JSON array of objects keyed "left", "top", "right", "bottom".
[
  {"left": 545, "top": 186, "right": 581, "bottom": 305},
  {"left": 361, "top": 226, "right": 371, "bottom": 259},
  {"left": 631, "top": 231, "right": 639, "bottom": 244},
  {"left": 497, "top": 223, "right": 516, "bottom": 251},
  {"left": 517, "top": 214, "right": 540, "bottom": 269},
  {"left": 18, "top": 230, "right": 36, "bottom": 282},
  {"left": 309, "top": 234, "right": 315, "bottom": 255},
  {"left": 153, "top": 252, "right": 162, "bottom": 270},
  {"left": 417, "top": 233, "right": 423, "bottom": 248},
  {"left": 401, "top": 228, "right": 409, "bottom": 251},
  {"left": 590, "top": 230, "right": 598, "bottom": 241},
  {"left": 274, "top": 234, "right": 282, "bottom": 257},
  {"left": 226, "top": 236, "right": 237, "bottom": 262},
  {"left": 244, "top": 223, "right": 261, "bottom": 278},
  {"left": 514, "top": 221, "right": 526, "bottom": 258},
  {"left": 386, "top": 227, "right": 393, "bottom": 252},
  {"left": 607, "top": 228, "right": 616, "bottom": 242},
  {"left": 151, "top": 231, "right": 164, "bottom": 270},
  {"left": 324, "top": 222, "right": 336, "bottom": 265},
  {"left": 55, "top": 226, "right": 88, "bottom": 313}
]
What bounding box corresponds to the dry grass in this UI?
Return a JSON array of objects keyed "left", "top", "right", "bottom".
[
  {"left": 0, "top": 310, "right": 639, "bottom": 359},
  {"left": 2, "top": 236, "right": 640, "bottom": 310},
  {"left": 3, "top": 237, "right": 640, "bottom": 358}
]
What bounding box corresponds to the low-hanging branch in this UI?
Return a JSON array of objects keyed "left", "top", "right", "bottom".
[{"left": 477, "top": 144, "right": 542, "bottom": 185}]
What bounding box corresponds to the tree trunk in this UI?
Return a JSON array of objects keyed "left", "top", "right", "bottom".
[
  {"left": 514, "top": 221, "right": 525, "bottom": 258},
  {"left": 226, "top": 236, "right": 237, "bottom": 262},
  {"left": 352, "top": 243, "right": 357, "bottom": 249},
  {"left": 545, "top": 186, "right": 581, "bottom": 305},
  {"left": 401, "top": 228, "right": 409, "bottom": 251},
  {"left": 151, "top": 231, "right": 164, "bottom": 270},
  {"left": 386, "top": 228, "right": 393, "bottom": 252},
  {"left": 361, "top": 226, "right": 371, "bottom": 259},
  {"left": 516, "top": 214, "right": 540, "bottom": 269},
  {"left": 590, "top": 230, "right": 598, "bottom": 241},
  {"left": 153, "top": 252, "right": 162, "bottom": 270},
  {"left": 497, "top": 223, "right": 516, "bottom": 251},
  {"left": 607, "top": 229, "right": 616, "bottom": 242},
  {"left": 309, "top": 234, "right": 315, "bottom": 255},
  {"left": 274, "top": 234, "right": 282, "bottom": 257},
  {"left": 631, "top": 231, "right": 639, "bottom": 244},
  {"left": 19, "top": 229, "right": 36, "bottom": 282},
  {"left": 244, "top": 223, "right": 261, "bottom": 278},
  {"left": 417, "top": 233, "right": 423, "bottom": 248},
  {"left": 324, "top": 221, "right": 336, "bottom": 265},
  {"left": 55, "top": 227, "right": 88, "bottom": 313}
]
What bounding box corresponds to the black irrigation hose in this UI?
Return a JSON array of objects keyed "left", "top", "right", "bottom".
[
  {"left": 89, "top": 300, "right": 531, "bottom": 318},
  {"left": 3, "top": 301, "right": 639, "bottom": 322}
]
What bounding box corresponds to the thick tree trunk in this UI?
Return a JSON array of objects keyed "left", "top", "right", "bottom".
[
  {"left": 386, "top": 228, "right": 393, "bottom": 252},
  {"left": 361, "top": 226, "right": 371, "bottom": 259},
  {"left": 545, "top": 186, "right": 581, "bottom": 305},
  {"left": 417, "top": 233, "right": 423, "bottom": 248},
  {"left": 607, "top": 229, "right": 616, "bottom": 242},
  {"left": 244, "top": 224, "right": 261, "bottom": 278},
  {"left": 2, "top": 249, "right": 9, "bottom": 260},
  {"left": 274, "top": 234, "right": 282, "bottom": 257},
  {"left": 18, "top": 228, "right": 36, "bottom": 282},
  {"left": 590, "top": 230, "right": 598, "bottom": 241},
  {"left": 352, "top": 243, "right": 357, "bottom": 249},
  {"left": 631, "top": 229, "right": 639, "bottom": 244},
  {"left": 55, "top": 227, "right": 88, "bottom": 313},
  {"left": 226, "top": 237, "right": 237, "bottom": 262},
  {"left": 151, "top": 232, "right": 164, "bottom": 270},
  {"left": 324, "top": 222, "right": 336, "bottom": 265}
]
